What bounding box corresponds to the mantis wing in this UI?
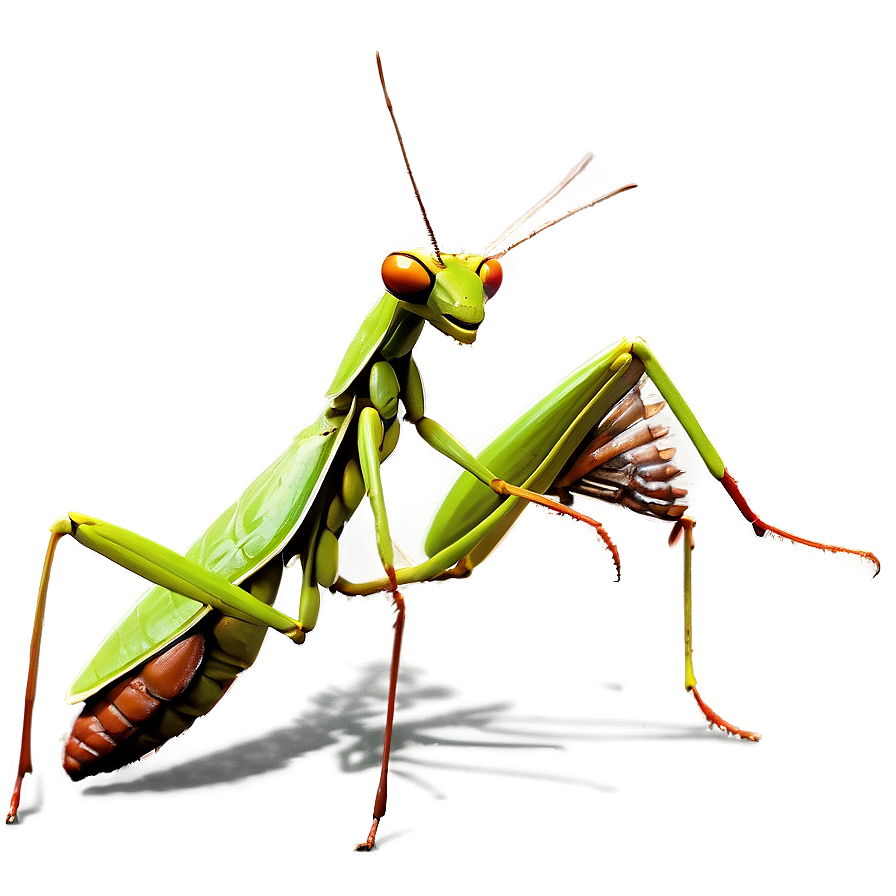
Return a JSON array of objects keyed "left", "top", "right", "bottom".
[
  {"left": 424, "top": 339, "right": 666, "bottom": 569},
  {"left": 66, "top": 400, "right": 355, "bottom": 703}
]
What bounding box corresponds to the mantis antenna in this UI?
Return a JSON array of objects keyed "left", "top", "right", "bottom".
[
  {"left": 376, "top": 52, "right": 443, "bottom": 265},
  {"left": 488, "top": 181, "right": 638, "bottom": 259},
  {"left": 484, "top": 152, "right": 595, "bottom": 254}
]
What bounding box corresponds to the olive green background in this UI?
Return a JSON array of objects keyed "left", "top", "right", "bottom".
[{"left": 2, "top": 3, "right": 891, "bottom": 892}]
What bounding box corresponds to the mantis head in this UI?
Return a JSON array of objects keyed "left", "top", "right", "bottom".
[
  {"left": 375, "top": 51, "right": 633, "bottom": 347},
  {"left": 380, "top": 251, "right": 502, "bottom": 345}
]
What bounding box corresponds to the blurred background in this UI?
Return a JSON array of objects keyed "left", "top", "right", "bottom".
[{"left": 1, "top": 3, "right": 892, "bottom": 891}]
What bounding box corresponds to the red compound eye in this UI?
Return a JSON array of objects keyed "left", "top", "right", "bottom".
[
  {"left": 478, "top": 258, "right": 503, "bottom": 299},
  {"left": 381, "top": 253, "right": 434, "bottom": 301}
]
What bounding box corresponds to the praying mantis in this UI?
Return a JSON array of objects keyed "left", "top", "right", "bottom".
[{"left": 6, "top": 53, "right": 880, "bottom": 851}]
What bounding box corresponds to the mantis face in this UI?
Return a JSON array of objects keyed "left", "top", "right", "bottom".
[{"left": 381, "top": 251, "right": 503, "bottom": 345}]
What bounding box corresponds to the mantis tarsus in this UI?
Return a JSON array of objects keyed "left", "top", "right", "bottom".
[{"left": 6, "top": 53, "right": 880, "bottom": 851}]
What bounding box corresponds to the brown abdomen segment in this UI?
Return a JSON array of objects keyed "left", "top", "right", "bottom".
[
  {"left": 63, "top": 563, "right": 281, "bottom": 779},
  {"left": 64, "top": 631, "right": 207, "bottom": 779}
]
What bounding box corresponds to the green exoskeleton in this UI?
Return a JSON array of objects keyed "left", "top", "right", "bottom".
[{"left": 6, "top": 54, "right": 879, "bottom": 850}]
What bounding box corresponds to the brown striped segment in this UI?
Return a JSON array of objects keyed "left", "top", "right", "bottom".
[
  {"left": 63, "top": 632, "right": 206, "bottom": 780},
  {"left": 62, "top": 563, "right": 282, "bottom": 781}
]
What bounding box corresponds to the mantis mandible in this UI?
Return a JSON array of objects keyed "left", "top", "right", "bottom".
[{"left": 6, "top": 53, "right": 880, "bottom": 851}]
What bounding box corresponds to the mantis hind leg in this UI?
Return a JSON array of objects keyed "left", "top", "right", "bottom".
[
  {"left": 631, "top": 339, "right": 880, "bottom": 573},
  {"left": 7, "top": 522, "right": 67, "bottom": 823},
  {"left": 671, "top": 516, "right": 761, "bottom": 742}
]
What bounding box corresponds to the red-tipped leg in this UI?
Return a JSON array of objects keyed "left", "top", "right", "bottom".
[
  {"left": 492, "top": 478, "right": 621, "bottom": 580},
  {"left": 8, "top": 524, "right": 69, "bottom": 824},
  {"left": 720, "top": 469, "right": 880, "bottom": 575},
  {"left": 671, "top": 515, "right": 761, "bottom": 743},
  {"left": 356, "top": 572, "right": 405, "bottom": 852}
]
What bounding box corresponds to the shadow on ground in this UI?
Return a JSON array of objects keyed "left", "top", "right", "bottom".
[{"left": 82, "top": 663, "right": 712, "bottom": 799}]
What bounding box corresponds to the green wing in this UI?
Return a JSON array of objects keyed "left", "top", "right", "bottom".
[
  {"left": 424, "top": 340, "right": 637, "bottom": 564},
  {"left": 67, "top": 401, "right": 355, "bottom": 703}
]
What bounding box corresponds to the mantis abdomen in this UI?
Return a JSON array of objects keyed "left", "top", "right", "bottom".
[{"left": 63, "top": 562, "right": 283, "bottom": 779}]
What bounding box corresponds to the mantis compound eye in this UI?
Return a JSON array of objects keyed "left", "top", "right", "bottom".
[
  {"left": 381, "top": 253, "right": 434, "bottom": 302},
  {"left": 477, "top": 258, "right": 503, "bottom": 299}
]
